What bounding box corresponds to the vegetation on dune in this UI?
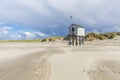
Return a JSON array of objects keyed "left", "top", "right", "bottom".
[
  {"left": 116, "top": 32, "right": 120, "bottom": 36},
  {"left": 85, "top": 32, "right": 120, "bottom": 41},
  {"left": 85, "top": 33, "right": 107, "bottom": 41},
  {"left": 41, "top": 36, "right": 64, "bottom": 42},
  {"left": 101, "top": 32, "right": 116, "bottom": 39},
  {"left": 0, "top": 36, "right": 64, "bottom": 43}
]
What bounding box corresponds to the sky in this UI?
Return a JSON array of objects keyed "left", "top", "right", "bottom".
[{"left": 0, "top": 0, "right": 120, "bottom": 40}]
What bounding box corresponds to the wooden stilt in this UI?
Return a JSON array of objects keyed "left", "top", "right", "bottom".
[
  {"left": 68, "top": 36, "right": 71, "bottom": 46},
  {"left": 77, "top": 36, "right": 79, "bottom": 46},
  {"left": 78, "top": 36, "right": 80, "bottom": 45},
  {"left": 73, "top": 36, "right": 75, "bottom": 46},
  {"left": 82, "top": 36, "right": 84, "bottom": 45},
  {"left": 68, "top": 35, "right": 85, "bottom": 46}
]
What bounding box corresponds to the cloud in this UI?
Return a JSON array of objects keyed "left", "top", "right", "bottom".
[
  {"left": 33, "top": 32, "right": 48, "bottom": 37},
  {"left": 0, "top": 26, "right": 13, "bottom": 39},
  {"left": 18, "top": 31, "right": 48, "bottom": 39},
  {"left": 114, "top": 26, "right": 120, "bottom": 32},
  {"left": 0, "top": 26, "right": 48, "bottom": 40},
  {"left": 0, "top": 0, "right": 120, "bottom": 35},
  {"left": 101, "top": 26, "right": 120, "bottom": 32},
  {"left": 0, "top": 26, "right": 13, "bottom": 34}
]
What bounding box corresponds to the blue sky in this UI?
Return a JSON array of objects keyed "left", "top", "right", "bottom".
[{"left": 0, "top": 0, "right": 120, "bottom": 40}]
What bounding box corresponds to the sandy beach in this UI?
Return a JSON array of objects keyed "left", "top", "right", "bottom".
[{"left": 0, "top": 36, "right": 120, "bottom": 80}]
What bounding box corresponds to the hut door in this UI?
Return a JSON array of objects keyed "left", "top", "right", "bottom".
[
  {"left": 72, "top": 27, "right": 75, "bottom": 34},
  {"left": 72, "top": 27, "right": 74, "bottom": 32}
]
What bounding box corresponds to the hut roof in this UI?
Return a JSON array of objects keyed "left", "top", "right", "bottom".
[{"left": 70, "top": 23, "right": 85, "bottom": 28}]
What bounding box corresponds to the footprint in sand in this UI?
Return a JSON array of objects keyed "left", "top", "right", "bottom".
[
  {"left": 83, "top": 69, "right": 86, "bottom": 72},
  {"left": 34, "top": 68, "right": 42, "bottom": 74}
]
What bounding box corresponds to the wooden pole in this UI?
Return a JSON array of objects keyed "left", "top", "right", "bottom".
[
  {"left": 78, "top": 36, "right": 80, "bottom": 45},
  {"left": 73, "top": 36, "right": 75, "bottom": 46},
  {"left": 72, "top": 36, "right": 74, "bottom": 46},
  {"left": 76, "top": 36, "right": 78, "bottom": 46},
  {"left": 80, "top": 36, "right": 82, "bottom": 45},
  {"left": 82, "top": 36, "right": 84, "bottom": 45},
  {"left": 68, "top": 35, "right": 71, "bottom": 46}
]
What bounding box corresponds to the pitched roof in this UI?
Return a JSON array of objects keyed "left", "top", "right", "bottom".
[{"left": 70, "top": 23, "right": 85, "bottom": 28}]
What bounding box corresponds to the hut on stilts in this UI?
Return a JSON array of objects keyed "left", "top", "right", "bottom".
[{"left": 68, "top": 23, "right": 85, "bottom": 46}]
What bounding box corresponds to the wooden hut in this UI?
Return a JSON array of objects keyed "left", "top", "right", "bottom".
[{"left": 68, "top": 23, "right": 85, "bottom": 46}]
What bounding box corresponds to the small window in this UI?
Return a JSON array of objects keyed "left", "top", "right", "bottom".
[{"left": 72, "top": 28, "right": 74, "bottom": 31}]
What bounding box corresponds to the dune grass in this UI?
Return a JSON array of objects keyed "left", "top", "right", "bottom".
[
  {"left": 41, "top": 36, "right": 64, "bottom": 42},
  {"left": 0, "top": 36, "right": 65, "bottom": 42},
  {"left": 85, "top": 32, "right": 120, "bottom": 41}
]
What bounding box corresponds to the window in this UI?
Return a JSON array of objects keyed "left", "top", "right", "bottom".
[{"left": 72, "top": 28, "right": 74, "bottom": 32}]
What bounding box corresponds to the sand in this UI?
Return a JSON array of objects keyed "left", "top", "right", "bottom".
[{"left": 0, "top": 36, "right": 120, "bottom": 80}]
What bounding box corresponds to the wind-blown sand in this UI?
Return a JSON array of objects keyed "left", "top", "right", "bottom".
[{"left": 0, "top": 36, "right": 120, "bottom": 80}]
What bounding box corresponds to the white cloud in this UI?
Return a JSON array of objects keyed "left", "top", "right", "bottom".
[
  {"left": 18, "top": 32, "right": 35, "bottom": 39},
  {"left": 18, "top": 31, "right": 48, "bottom": 39},
  {"left": 0, "top": 26, "right": 13, "bottom": 33},
  {"left": 33, "top": 32, "right": 48, "bottom": 37},
  {"left": 0, "top": 26, "right": 13, "bottom": 39},
  {"left": 0, "top": 26, "right": 48, "bottom": 40},
  {"left": 13, "top": 31, "right": 48, "bottom": 40}
]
